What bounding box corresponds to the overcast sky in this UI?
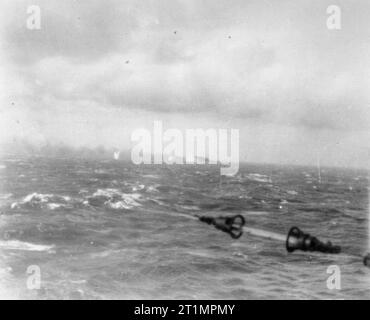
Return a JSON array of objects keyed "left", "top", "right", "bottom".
[{"left": 1, "top": 0, "right": 370, "bottom": 168}]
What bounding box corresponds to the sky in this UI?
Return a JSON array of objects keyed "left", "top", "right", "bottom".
[{"left": 0, "top": 0, "right": 370, "bottom": 168}]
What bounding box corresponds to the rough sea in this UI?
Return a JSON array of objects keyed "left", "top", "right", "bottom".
[{"left": 0, "top": 155, "right": 369, "bottom": 299}]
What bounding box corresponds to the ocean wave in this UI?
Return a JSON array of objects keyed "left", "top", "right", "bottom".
[
  {"left": 104, "top": 196, "right": 141, "bottom": 210},
  {"left": 0, "top": 240, "right": 54, "bottom": 251},
  {"left": 146, "top": 185, "right": 160, "bottom": 193},
  {"left": 177, "top": 205, "right": 201, "bottom": 211},
  {"left": 286, "top": 190, "right": 298, "bottom": 195},
  {"left": 87, "top": 189, "right": 142, "bottom": 210},
  {"left": 91, "top": 188, "right": 121, "bottom": 198},
  {"left": 10, "top": 193, "right": 74, "bottom": 210},
  {"left": 298, "top": 206, "right": 342, "bottom": 214},
  {"left": 245, "top": 173, "right": 272, "bottom": 183},
  {"left": 244, "top": 211, "right": 270, "bottom": 216},
  {"left": 148, "top": 198, "right": 168, "bottom": 206},
  {"left": 10, "top": 189, "right": 144, "bottom": 211},
  {"left": 46, "top": 203, "right": 66, "bottom": 210},
  {"left": 0, "top": 193, "right": 12, "bottom": 200},
  {"left": 93, "top": 169, "right": 109, "bottom": 174},
  {"left": 132, "top": 184, "right": 145, "bottom": 192},
  {"left": 142, "top": 174, "right": 160, "bottom": 179}
]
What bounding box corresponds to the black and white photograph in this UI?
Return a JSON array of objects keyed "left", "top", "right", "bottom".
[{"left": 0, "top": 0, "right": 369, "bottom": 302}]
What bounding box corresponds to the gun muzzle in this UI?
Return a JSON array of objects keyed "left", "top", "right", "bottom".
[
  {"left": 286, "top": 226, "right": 341, "bottom": 254},
  {"left": 199, "top": 215, "right": 245, "bottom": 239}
]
